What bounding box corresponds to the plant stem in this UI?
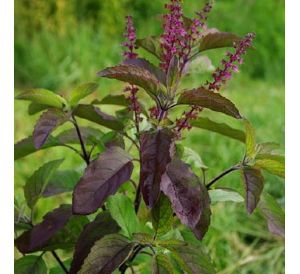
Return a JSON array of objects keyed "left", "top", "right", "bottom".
[
  {"left": 51, "top": 251, "right": 68, "bottom": 274},
  {"left": 119, "top": 245, "right": 144, "bottom": 274},
  {"left": 134, "top": 183, "right": 142, "bottom": 213},
  {"left": 71, "top": 115, "right": 90, "bottom": 165},
  {"left": 206, "top": 164, "right": 240, "bottom": 189}
]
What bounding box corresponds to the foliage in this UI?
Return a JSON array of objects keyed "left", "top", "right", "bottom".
[{"left": 14, "top": 1, "right": 284, "bottom": 273}]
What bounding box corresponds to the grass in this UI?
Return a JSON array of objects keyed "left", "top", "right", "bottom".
[{"left": 15, "top": 74, "right": 284, "bottom": 273}]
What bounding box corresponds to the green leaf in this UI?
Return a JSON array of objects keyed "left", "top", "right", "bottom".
[
  {"left": 241, "top": 167, "right": 264, "bottom": 214},
  {"left": 133, "top": 233, "right": 154, "bottom": 245},
  {"left": 258, "top": 193, "right": 285, "bottom": 238},
  {"left": 24, "top": 159, "right": 64, "bottom": 209},
  {"left": 49, "top": 260, "right": 72, "bottom": 274},
  {"left": 209, "top": 188, "right": 244, "bottom": 204},
  {"left": 15, "top": 255, "right": 47, "bottom": 274},
  {"left": 199, "top": 31, "right": 241, "bottom": 52},
  {"left": 92, "top": 94, "right": 130, "bottom": 106},
  {"left": 254, "top": 154, "right": 285, "bottom": 178},
  {"left": 168, "top": 243, "right": 216, "bottom": 274},
  {"left": 136, "top": 36, "right": 162, "bottom": 59},
  {"left": 42, "top": 169, "right": 81, "bottom": 197},
  {"left": 69, "top": 82, "right": 98, "bottom": 107},
  {"left": 176, "top": 144, "right": 208, "bottom": 171},
  {"left": 190, "top": 117, "right": 245, "bottom": 142},
  {"left": 14, "top": 136, "right": 60, "bottom": 160},
  {"left": 151, "top": 194, "right": 174, "bottom": 235},
  {"left": 244, "top": 119, "right": 256, "bottom": 159},
  {"left": 16, "top": 89, "right": 68, "bottom": 109},
  {"left": 79, "top": 234, "right": 137, "bottom": 274},
  {"left": 106, "top": 193, "right": 140, "bottom": 238},
  {"left": 73, "top": 104, "right": 124, "bottom": 131},
  {"left": 152, "top": 254, "right": 174, "bottom": 274},
  {"left": 256, "top": 142, "right": 280, "bottom": 155},
  {"left": 28, "top": 103, "right": 48, "bottom": 115},
  {"left": 177, "top": 87, "right": 242, "bottom": 119}
]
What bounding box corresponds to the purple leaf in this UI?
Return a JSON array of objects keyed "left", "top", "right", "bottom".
[
  {"left": 33, "top": 109, "right": 69, "bottom": 149},
  {"left": 15, "top": 205, "right": 73, "bottom": 253},
  {"left": 140, "top": 129, "right": 173, "bottom": 208},
  {"left": 241, "top": 167, "right": 264, "bottom": 214},
  {"left": 177, "top": 87, "right": 242, "bottom": 119},
  {"left": 97, "top": 64, "right": 166, "bottom": 99},
  {"left": 78, "top": 234, "right": 137, "bottom": 274},
  {"left": 199, "top": 31, "right": 241, "bottom": 52},
  {"left": 123, "top": 58, "right": 166, "bottom": 85},
  {"left": 72, "top": 147, "right": 133, "bottom": 215},
  {"left": 258, "top": 193, "right": 285, "bottom": 238},
  {"left": 69, "top": 212, "right": 120, "bottom": 274},
  {"left": 73, "top": 104, "right": 124, "bottom": 131},
  {"left": 161, "top": 159, "right": 211, "bottom": 240}
]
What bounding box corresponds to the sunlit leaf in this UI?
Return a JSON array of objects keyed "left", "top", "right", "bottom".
[
  {"left": 255, "top": 154, "right": 285, "bottom": 178},
  {"left": 178, "top": 87, "right": 242, "bottom": 119},
  {"left": 16, "top": 89, "right": 68, "bottom": 109},
  {"left": 191, "top": 117, "right": 245, "bottom": 142},
  {"left": 69, "top": 82, "right": 98, "bottom": 107},
  {"left": 209, "top": 188, "right": 244, "bottom": 204},
  {"left": 106, "top": 193, "right": 140, "bottom": 238}
]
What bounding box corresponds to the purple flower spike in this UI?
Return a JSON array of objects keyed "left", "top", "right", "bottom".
[
  {"left": 208, "top": 32, "right": 255, "bottom": 91},
  {"left": 122, "top": 16, "right": 138, "bottom": 60}
]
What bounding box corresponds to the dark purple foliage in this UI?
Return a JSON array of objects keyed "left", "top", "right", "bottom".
[
  {"left": 33, "top": 109, "right": 68, "bottom": 149},
  {"left": 140, "top": 129, "right": 173, "bottom": 208},
  {"left": 69, "top": 212, "right": 120, "bottom": 274},
  {"left": 15, "top": 205, "right": 73, "bottom": 253},
  {"left": 241, "top": 167, "right": 264, "bottom": 213},
  {"left": 72, "top": 147, "right": 133, "bottom": 215},
  {"left": 161, "top": 159, "right": 211, "bottom": 239}
]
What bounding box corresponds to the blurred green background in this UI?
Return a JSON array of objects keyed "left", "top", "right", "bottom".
[{"left": 14, "top": 0, "right": 285, "bottom": 273}]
